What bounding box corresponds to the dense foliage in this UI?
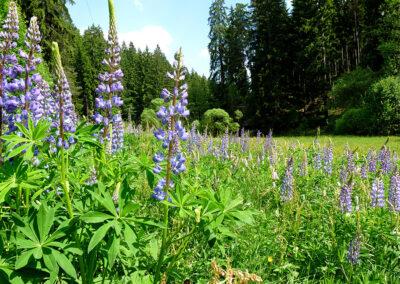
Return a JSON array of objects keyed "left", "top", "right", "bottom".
[{"left": 208, "top": 0, "right": 400, "bottom": 134}]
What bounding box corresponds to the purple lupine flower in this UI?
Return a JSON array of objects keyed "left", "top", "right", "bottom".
[
  {"left": 347, "top": 235, "right": 361, "bottom": 265},
  {"left": 111, "top": 114, "right": 124, "bottom": 154},
  {"left": 0, "top": 1, "right": 20, "bottom": 136},
  {"left": 339, "top": 182, "right": 353, "bottom": 213},
  {"left": 220, "top": 128, "right": 229, "bottom": 159},
  {"left": 281, "top": 157, "right": 294, "bottom": 202},
  {"left": 345, "top": 147, "right": 355, "bottom": 173},
  {"left": 380, "top": 147, "right": 391, "bottom": 174},
  {"left": 360, "top": 163, "right": 367, "bottom": 179},
  {"left": 389, "top": 173, "right": 400, "bottom": 212},
  {"left": 240, "top": 128, "right": 248, "bottom": 152},
  {"left": 152, "top": 49, "right": 189, "bottom": 201},
  {"left": 314, "top": 150, "right": 322, "bottom": 170},
  {"left": 371, "top": 177, "right": 385, "bottom": 208},
  {"left": 264, "top": 129, "right": 273, "bottom": 152},
  {"left": 367, "top": 150, "right": 377, "bottom": 173},
  {"left": 299, "top": 152, "right": 308, "bottom": 177},
  {"left": 94, "top": 0, "right": 124, "bottom": 153},
  {"left": 323, "top": 144, "right": 333, "bottom": 175}
]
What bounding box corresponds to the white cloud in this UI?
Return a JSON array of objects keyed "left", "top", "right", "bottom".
[
  {"left": 119, "top": 26, "right": 173, "bottom": 56},
  {"left": 132, "top": 0, "right": 143, "bottom": 11}
]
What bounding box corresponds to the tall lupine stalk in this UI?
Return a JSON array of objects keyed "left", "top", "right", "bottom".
[
  {"left": 52, "top": 42, "right": 76, "bottom": 218},
  {"left": 94, "top": 0, "right": 124, "bottom": 154},
  {"left": 0, "top": 1, "right": 19, "bottom": 159},
  {"left": 153, "top": 48, "right": 189, "bottom": 283}
]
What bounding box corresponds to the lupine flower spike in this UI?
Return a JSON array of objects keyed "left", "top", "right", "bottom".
[
  {"left": 93, "top": 0, "right": 124, "bottom": 153},
  {"left": 339, "top": 179, "right": 353, "bottom": 213},
  {"left": 347, "top": 234, "right": 361, "bottom": 265},
  {"left": 51, "top": 42, "right": 77, "bottom": 149},
  {"left": 152, "top": 48, "right": 189, "bottom": 201},
  {"left": 371, "top": 176, "right": 385, "bottom": 208},
  {"left": 0, "top": 1, "right": 19, "bottom": 141}
]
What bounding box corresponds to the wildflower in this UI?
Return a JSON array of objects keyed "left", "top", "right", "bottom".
[
  {"left": 93, "top": 0, "right": 124, "bottom": 153},
  {"left": 347, "top": 234, "right": 361, "bottom": 265},
  {"left": 339, "top": 182, "right": 353, "bottom": 213},
  {"left": 299, "top": 151, "right": 308, "bottom": 177},
  {"left": 389, "top": 173, "right": 400, "bottom": 212},
  {"left": 323, "top": 144, "right": 333, "bottom": 175},
  {"left": 220, "top": 128, "right": 229, "bottom": 159},
  {"left": 371, "top": 177, "right": 385, "bottom": 208},
  {"left": 379, "top": 147, "right": 391, "bottom": 174},
  {"left": 314, "top": 150, "right": 322, "bottom": 170},
  {"left": 152, "top": 49, "right": 188, "bottom": 201},
  {"left": 367, "top": 150, "right": 377, "bottom": 173}
]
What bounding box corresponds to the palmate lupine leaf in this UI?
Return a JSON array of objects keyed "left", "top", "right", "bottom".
[
  {"left": 2, "top": 118, "right": 51, "bottom": 160},
  {"left": 13, "top": 203, "right": 77, "bottom": 278}
]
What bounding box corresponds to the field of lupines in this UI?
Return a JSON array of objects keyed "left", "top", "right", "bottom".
[{"left": 1, "top": 1, "right": 400, "bottom": 283}]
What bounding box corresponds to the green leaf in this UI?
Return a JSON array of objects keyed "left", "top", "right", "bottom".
[
  {"left": 37, "top": 204, "right": 54, "bottom": 243},
  {"left": 108, "top": 237, "right": 120, "bottom": 268},
  {"left": 15, "top": 250, "right": 33, "bottom": 269},
  {"left": 0, "top": 178, "right": 16, "bottom": 203},
  {"left": 33, "top": 247, "right": 43, "bottom": 259},
  {"left": 91, "top": 190, "right": 117, "bottom": 216},
  {"left": 43, "top": 253, "right": 58, "bottom": 273},
  {"left": 88, "top": 222, "right": 113, "bottom": 252},
  {"left": 52, "top": 250, "right": 77, "bottom": 279},
  {"left": 6, "top": 143, "right": 31, "bottom": 160},
  {"left": 81, "top": 212, "right": 114, "bottom": 223}
]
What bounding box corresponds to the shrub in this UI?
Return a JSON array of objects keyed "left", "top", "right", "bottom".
[
  {"left": 367, "top": 76, "right": 400, "bottom": 134},
  {"left": 329, "top": 67, "right": 377, "bottom": 109},
  {"left": 234, "top": 109, "right": 243, "bottom": 122},
  {"left": 203, "top": 108, "right": 234, "bottom": 135},
  {"left": 334, "top": 108, "right": 374, "bottom": 135}
]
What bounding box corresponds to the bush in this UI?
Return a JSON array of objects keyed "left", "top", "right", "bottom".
[
  {"left": 234, "top": 109, "right": 243, "bottom": 122},
  {"left": 329, "top": 67, "right": 377, "bottom": 109},
  {"left": 335, "top": 108, "right": 374, "bottom": 135},
  {"left": 203, "top": 108, "right": 235, "bottom": 135},
  {"left": 367, "top": 76, "right": 400, "bottom": 134}
]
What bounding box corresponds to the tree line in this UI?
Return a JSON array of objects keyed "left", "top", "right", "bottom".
[
  {"left": 2, "top": 0, "right": 400, "bottom": 135},
  {"left": 208, "top": 0, "right": 400, "bottom": 134}
]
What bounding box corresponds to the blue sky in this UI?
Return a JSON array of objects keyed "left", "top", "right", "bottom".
[{"left": 67, "top": 0, "right": 292, "bottom": 76}]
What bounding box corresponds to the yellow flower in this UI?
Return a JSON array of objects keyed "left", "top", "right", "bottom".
[{"left": 268, "top": 256, "right": 273, "bottom": 263}]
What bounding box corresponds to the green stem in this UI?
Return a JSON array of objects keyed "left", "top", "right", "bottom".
[{"left": 60, "top": 147, "right": 73, "bottom": 219}]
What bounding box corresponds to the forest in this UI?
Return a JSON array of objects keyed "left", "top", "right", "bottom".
[{"left": 2, "top": 0, "right": 399, "bottom": 135}]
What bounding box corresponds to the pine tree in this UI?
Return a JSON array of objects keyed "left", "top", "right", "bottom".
[
  {"left": 225, "top": 4, "right": 250, "bottom": 115},
  {"left": 248, "top": 0, "right": 293, "bottom": 131},
  {"left": 208, "top": 0, "right": 228, "bottom": 108}
]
